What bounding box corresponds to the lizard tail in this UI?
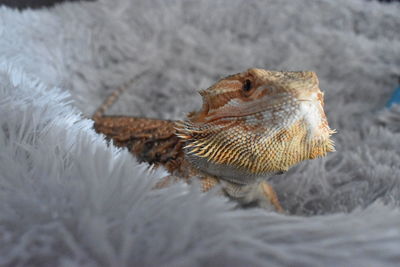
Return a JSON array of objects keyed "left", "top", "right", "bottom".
[
  {"left": 92, "top": 84, "right": 127, "bottom": 121},
  {"left": 92, "top": 70, "right": 146, "bottom": 121}
]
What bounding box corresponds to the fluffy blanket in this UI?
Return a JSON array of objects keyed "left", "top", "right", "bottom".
[{"left": 1, "top": 0, "right": 400, "bottom": 266}]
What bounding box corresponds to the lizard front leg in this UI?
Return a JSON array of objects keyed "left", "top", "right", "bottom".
[
  {"left": 200, "top": 177, "right": 285, "bottom": 213},
  {"left": 155, "top": 174, "right": 283, "bottom": 212},
  {"left": 220, "top": 180, "right": 284, "bottom": 212},
  {"left": 154, "top": 173, "right": 220, "bottom": 192},
  {"left": 199, "top": 176, "right": 220, "bottom": 192},
  {"left": 259, "top": 181, "right": 284, "bottom": 213}
]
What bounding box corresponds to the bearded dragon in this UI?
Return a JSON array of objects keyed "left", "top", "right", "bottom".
[{"left": 93, "top": 68, "right": 335, "bottom": 212}]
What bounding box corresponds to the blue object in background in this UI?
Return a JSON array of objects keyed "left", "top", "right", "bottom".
[{"left": 386, "top": 84, "right": 400, "bottom": 108}]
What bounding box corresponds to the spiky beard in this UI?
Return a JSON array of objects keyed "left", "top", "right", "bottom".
[{"left": 176, "top": 116, "right": 335, "bottom": 176}]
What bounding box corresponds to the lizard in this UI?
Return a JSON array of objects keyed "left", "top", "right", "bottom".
[{"left": 92, "top": 68, "right": 335, "bottom": 212}]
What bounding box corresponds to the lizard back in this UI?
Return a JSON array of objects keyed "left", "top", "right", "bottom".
[{"left": 93, "top": 116, "right": 186, "bottom": 175}]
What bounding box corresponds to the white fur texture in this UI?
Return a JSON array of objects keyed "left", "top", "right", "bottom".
[{"left": 1, "top": 0, "right": 400, "bottom": 266}]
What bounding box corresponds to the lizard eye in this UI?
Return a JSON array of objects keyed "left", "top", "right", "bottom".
[{"left": 242, "top": 79, "right": 252, "bottom": 92}]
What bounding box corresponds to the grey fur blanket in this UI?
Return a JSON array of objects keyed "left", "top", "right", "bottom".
[{"left": 1, "top": 0, "right": 400, "bottom": 266}]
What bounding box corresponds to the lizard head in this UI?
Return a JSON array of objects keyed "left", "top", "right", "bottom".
[{"left": 176, "top": 68, "right": 335, "bottom": 184}]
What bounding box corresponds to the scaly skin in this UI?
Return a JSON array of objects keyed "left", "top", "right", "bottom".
[{"left": 93, "top": 68, "right": 335, "bottom": 212}]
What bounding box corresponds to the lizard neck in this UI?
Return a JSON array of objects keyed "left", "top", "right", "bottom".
[
  {"left": 176, "top": 117, "right": 334, "bottom": 185},
  {"left": 176, "top": 119, "right": 284, "bottom": 185}
]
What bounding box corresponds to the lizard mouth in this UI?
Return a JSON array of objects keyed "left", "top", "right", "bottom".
[{"left": 204, "top": 98, "right": 317, "bottom": 125}]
